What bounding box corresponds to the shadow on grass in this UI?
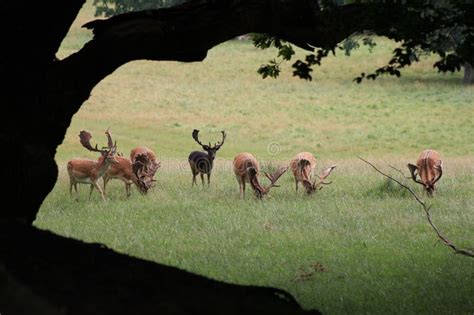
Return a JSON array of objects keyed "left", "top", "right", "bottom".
[{"left": 363, "top": 178, "right": 411, "bottom": 198}]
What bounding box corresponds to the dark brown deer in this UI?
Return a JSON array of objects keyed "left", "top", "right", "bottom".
[
  {"left": 289, "top": 152, "right": 336, "bottom": 195},
  {"left": 188, "top": 129, "right": 226, "bottom": 186},
  {"left": 131, "top": 148, "right": 161, "bottom": 193},
  {"left": 233, "top": 152, "right": 288, "bottom": 199},
  {"left": 407, "top": 149, "right": 443, "bottom": 196},
  {"left": 67, "top": 129, "right": 117, "bottom": 201},
  {"left": 103, "top": 144, "right": 161, "bottom": 197}
]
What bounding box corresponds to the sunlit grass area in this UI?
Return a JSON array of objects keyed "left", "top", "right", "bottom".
[{"left": 37, "top": 2, "right": 474, "bottom": 314}]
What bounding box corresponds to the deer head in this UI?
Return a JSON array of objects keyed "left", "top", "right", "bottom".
[
  {"left": 192, "top": 129, "right": 226, "bottom": 160},
  {"left": 248, "top": 166, "right": 288, "bottom": 199},
  {"left": 299, "top": 161, "right": 337, "bottom": 195},
  {"left": 132, "top": 154, "right": 161, "bottom": 194},
  {"left": 407, "top": 162, "right": 442, "bottom": 197},
  {"left": 407, "top": 150, "right": 443, "bottom": 197},
  {"left": 79, "top": 129, "right": 117, "bottom": 163}
]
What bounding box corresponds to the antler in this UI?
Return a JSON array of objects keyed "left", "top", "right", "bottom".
[
  {"left": 313, "top": 165, "right": 337, "bottom": 190},
  {"left": 264, "top": 166, "right": 289, "bottom": 189},
  {"left": 105, "top": 128, "right": 116, "bottom": 148},
  {"left": 192, "top": 129, "right": 205, "bottom": 147},
  {"left": 105, "top": 128, "right": 118, "bottom": 155},
  {"left": 431, "top": 163, "right": 443, "bottom": 186},
  {"left": 407, "top": 163, "right": 424, "bottom": 186},
  {"left": 133, "top": 154, "right": 161, "bottom": 177},
  {"left": 79, "top": 130, "right": 103, "bottom": 153},
  {"left": 192, "top": 129, "right": 227, "bottom": 150},
  {"left": 214, "top": 130, "right": 226, "bottom": 150}
]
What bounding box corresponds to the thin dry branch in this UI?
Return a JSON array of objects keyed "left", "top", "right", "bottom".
[
  {"left": 359, "top": 157, "right": 474, "bottom": 258},
  {"left": 388, "top": 165, "right": 411, "bottom": 179}
]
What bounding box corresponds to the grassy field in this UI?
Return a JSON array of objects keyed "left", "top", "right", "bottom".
[{"left": 36, "top": 2, "right": 474, "bottom": 314}]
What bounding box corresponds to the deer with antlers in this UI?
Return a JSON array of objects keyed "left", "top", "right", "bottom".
[
  {"left": 67, "top": 129, "right": 118, "bottom": 201},
  {"left": 188, "top": 129, "right": 226, "bottom": 186},
  {"left": 289, "top": 152, "right": 336, "bottom": 195},
  {"left": 233, "top": 152, "right": 288, "bottom": 199},
  {"left": 103, "top": 145, "right": 161, "bottom": 197},
  {"left": 407, "top": 149, "right": 442, "bottom": 197}
]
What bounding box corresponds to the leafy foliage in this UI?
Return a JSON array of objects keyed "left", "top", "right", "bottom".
[
  {"left": 254, "top": 34, "right": 295, "bottom": 79},
  {"left": 93, "top": 0, "right": 185, "bottom": 17},
  {"left": 254, "top": 2, "right": 474, "bottom": 83}
]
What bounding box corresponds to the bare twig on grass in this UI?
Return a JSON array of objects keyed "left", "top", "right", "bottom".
[
  {"left": 359, "top": 157, "right": 474, "bottom": 258},
  {"left": 388, "top": 165, "right": 411, "bottom": 179},
  {"left": 294, "top": 261, "right": 328, "bottom": 282}
]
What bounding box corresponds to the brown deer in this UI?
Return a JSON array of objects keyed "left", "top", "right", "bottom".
[
  {"left": 233, "top": 152, "right": 288, "bottom": 199},
  {"left": 131, "top": 147, "right": 161, "bottom": 193},
  {"left": 289, "top": 152, "right": 336, "bottom": 195},
  {"left": 407, "top": 149, "right": 443, "bottom": 196},
  {"left": 103, "top": 146, "right": 161, "bottom": 197},
  {"left": 188, "top": 129, "right": 226, "bottom": 186},
  {"left": 67, "top": 129, "right": 118, "bottom": 201}
]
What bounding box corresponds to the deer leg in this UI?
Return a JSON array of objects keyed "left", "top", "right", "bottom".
[
  {"left": 295, "top": 180, "right": 299, "bottom": 193},
  {"left": 70, "top": 180, "right": 79, "bottom": 201},
  {"left": 190, "top": 164, "right": 198, "bottom": 187},
  {"left": 69, "top": 179, "right": 74, "bottom": 197},
  {"left": 237, "top": 176, "right": 245, "bottom": 198},
  {"left": 126, "top": 183, "right": 131, "bottom": 198},
  {"left": 191, "top": 167, "right": 198, "bottom": 186},
  {"left": 73, "top": 183, "right": 79, "bottom": 200},
  {"left": 207, "top": 173, "right": 211, "bottom": 186},
  {"left": 88, "top": 184, "right": 95, "bottom": 200},
  {"left": 103, "top": 177, "right": 110, "bottom": 198},
  {"left": 92, "top": 182, "right": 106, "bottom": 201},
  {"left": 200, "top": 173, "right": 205, "bottom": 186}
]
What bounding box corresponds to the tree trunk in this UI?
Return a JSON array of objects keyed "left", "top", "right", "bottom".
[{"left": 463, "top": 62, "right": 473, "bottom": 84}]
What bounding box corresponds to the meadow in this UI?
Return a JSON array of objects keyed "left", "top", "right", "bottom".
[{"left": 35, "top": 2, "right": 474, "bottom": 314}]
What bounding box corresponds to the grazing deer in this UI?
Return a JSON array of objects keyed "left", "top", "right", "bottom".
[
  {"left": 103, "top": 146, "right": 161, "bottom": 197},
  {"left": 188, "top": 129, "right": 226, "bottom": 186},
  {"left": 289, "top": 152, "right": 336, "bottom": 195},
  {"left": 233, "top": 152, "right": 288, "bottom": 199},
  {"left": 67, "top": 129, "right": 118, "bottom": 201},
  {"left": 407, "top": 149, "right": 443, "bottom": 196}
]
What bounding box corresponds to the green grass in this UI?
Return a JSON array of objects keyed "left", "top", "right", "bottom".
[{"left": 36, "top": 2, "right": 474, "bottom": 314}]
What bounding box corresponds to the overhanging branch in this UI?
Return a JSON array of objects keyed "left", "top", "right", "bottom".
[{"left": 48, "top": 1, "right": 412, "bottom": 122}]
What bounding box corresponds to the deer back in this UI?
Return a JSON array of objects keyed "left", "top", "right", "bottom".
[
  {"left": 130, "top": 146, "right": 156, "bottom": 163},
  {"left": 67, "top": 156, "right": 112, "bottom": 182},
  {"left": 290, "top": 152, "right": 316, "bottom": 182},
  {"left": 416, "top": 149, "right": 442, "bottom": 186},
  {"left": 105, "top": 156, "right": 136, "bottom": 182},
  {"left": 233, "top": 152, "right": 260, "bottom": 178}
]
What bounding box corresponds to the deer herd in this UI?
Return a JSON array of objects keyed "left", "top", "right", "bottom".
[{"left": 67, "top": 128, "right": 443, "bottom": 201}]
